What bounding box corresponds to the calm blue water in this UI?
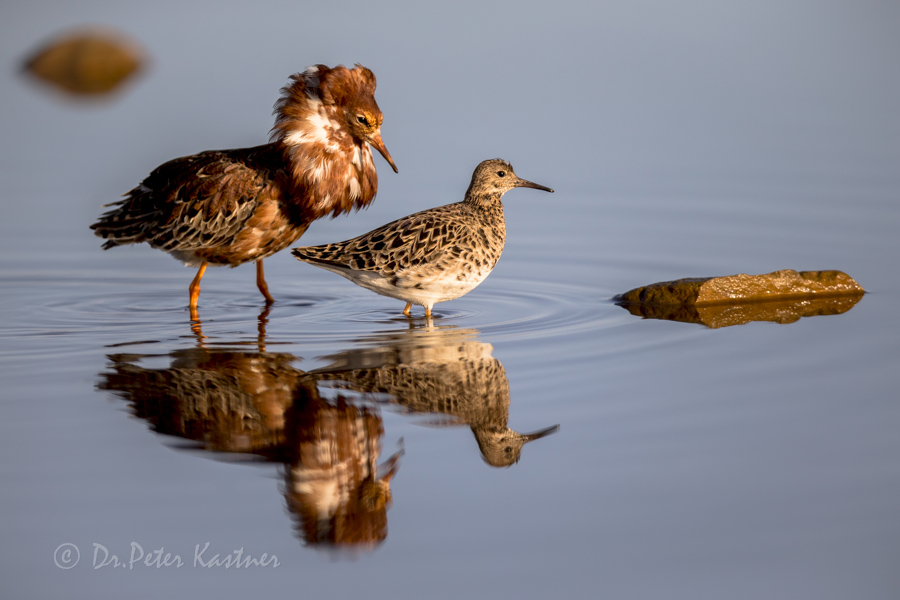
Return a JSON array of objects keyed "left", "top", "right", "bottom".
[{"left": 2, "top": 1, "right": 899, "bottom": 599}]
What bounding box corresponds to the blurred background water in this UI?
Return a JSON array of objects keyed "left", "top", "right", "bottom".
[{"left": 1, "top": 1, "right": 899, "bottom": 598}]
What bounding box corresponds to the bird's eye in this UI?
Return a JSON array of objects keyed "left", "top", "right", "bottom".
[
  {"left": 357, "top": 115, "right": 370, "bottom": 126},
  {"left": 497, "top": 170, "right": 506, "bottom": 177}
]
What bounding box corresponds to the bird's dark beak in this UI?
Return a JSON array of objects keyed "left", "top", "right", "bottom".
[
  {"left": 515, "top": 177, "right": 554, "bottom": 193},
  {"left": 518, "top": 424, "right": 560, "bottom": 442},
  {"left": 369, "top": 132, "right": 398, "bottom": 173}
]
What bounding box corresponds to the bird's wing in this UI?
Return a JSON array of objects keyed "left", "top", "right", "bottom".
[
  {"left": 293, "top": 204, "right": 470, "bottom": 277},
  {"left": 92, "top": 147, "right": 276, "bottom": 251}
]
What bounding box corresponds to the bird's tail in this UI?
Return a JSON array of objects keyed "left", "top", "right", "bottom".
[{"left": 90, "top": 191, "right": 155, "bottom": 248}]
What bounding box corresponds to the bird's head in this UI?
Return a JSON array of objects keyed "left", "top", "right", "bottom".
[
  {"left": 272, "top": 64, "right": 398, "bottom": 173},
  {"left": 315, "top": 64, "right": 398, "bottom": 173},
  {"left": 465, "top": 158, "right": 553, "bottom": 199},
  {"left": 474, "top": 424, "right": 561, "bottom": 467},
  {"left": 343, "top": 103, "right": 397, "bottom": 174}
]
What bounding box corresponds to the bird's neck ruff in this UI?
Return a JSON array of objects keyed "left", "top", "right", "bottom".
[{"left": 270, "top": 65, "right": 378, "bottom": 220}]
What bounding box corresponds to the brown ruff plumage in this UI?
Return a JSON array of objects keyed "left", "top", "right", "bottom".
[
  {"left": 90, "top": 64, "right": 397, "bottom": 311},
  {"left": 292, "top": 159, "right": 553, "bottom": 317}
]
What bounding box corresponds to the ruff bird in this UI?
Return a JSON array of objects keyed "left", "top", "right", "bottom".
[{"left": 91, "top": 64, "right": 397, "bottom": 311}]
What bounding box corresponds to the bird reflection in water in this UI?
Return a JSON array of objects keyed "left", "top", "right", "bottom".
[
  {"left": 99, "top": 311, "right": 400, "bottom": 550},
  {"left": 311, "top": 325, "right": 559, "bottom": 467},
  {"left": 101, "top": 306, "right": 294, "bottom": 454},
  {"left": 283, "top": 385, "right": 402, "bottom": 549},
  {"left": 97, "top": 311, "right": 557, "bottom": 551}
]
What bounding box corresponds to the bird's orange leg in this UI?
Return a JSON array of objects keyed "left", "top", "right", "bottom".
[
  {"left": 189, "top": 262, "right": 208, "bottom": 310},
  {"left": 256, "top": 260, "right": 274, "bottom": 304},
  {"left": 402, "top": 302, "right": 412, "bottom": 316}
]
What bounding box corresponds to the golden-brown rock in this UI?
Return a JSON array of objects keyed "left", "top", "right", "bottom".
[
  {"left": 616, "top": 270, "right": 864, "bottom": 306},
  {"left": 615, "top": 270, "right": 865, "bottom": 328}
]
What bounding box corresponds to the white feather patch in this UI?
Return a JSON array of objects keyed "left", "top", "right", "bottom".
[
  {"left": 282, "top": 100, "right": 340, "bottom": 151},
  {"left": 348, "top": 173, "right": 361, "bottom": 200},
  {"left": 316, "top": 193, "right": 332, "bottom": 209},
  {"left": 309, "top": 162, "right": 328, "bottom": 183}
]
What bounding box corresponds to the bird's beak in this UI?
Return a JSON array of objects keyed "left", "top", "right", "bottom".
[
  {"left": 518, "top": 424, "right": 560, "bottom": 442},
  {"left": 515, "top": 177, "right": 554, "bottom": 193},
  {"left": 369, "top": 133, "right": 398, "bottom": 173}
]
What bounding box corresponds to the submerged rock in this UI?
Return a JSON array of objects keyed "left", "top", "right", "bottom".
[
  {"left": 616, "top": 270, "right": 864, "bottom": 305},
  {"left": 22, "top": 27, "right": 145, "bottom": 97},
  {"left": 618, "top": 294, "right": 863, "bottom": 329},
  {"left": 615, "top": 270, "right": 864, "bottom": 328}
]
